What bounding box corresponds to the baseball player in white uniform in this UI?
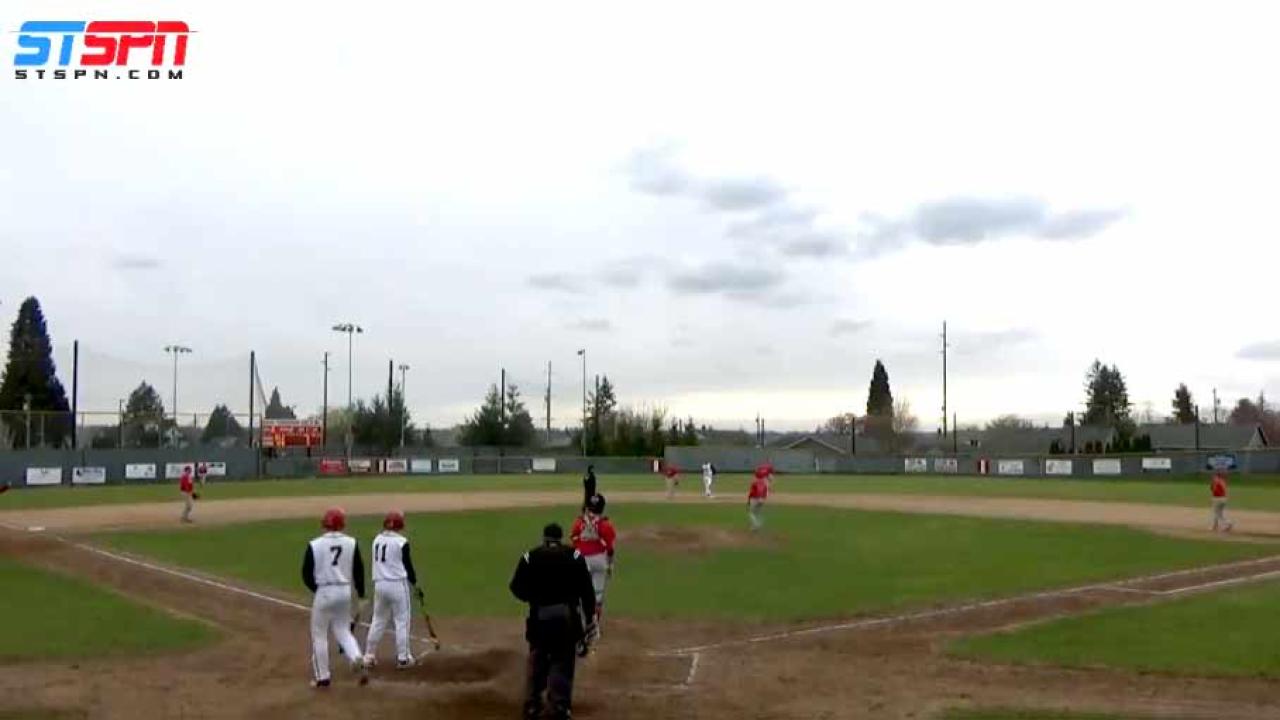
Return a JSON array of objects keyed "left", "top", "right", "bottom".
[
  {"left": 363, "top": 510, "right": 420, "bottom": 669},
  {"left": 302, "top": 507, "right": 369, "bottom": 688},
  {"left": 702, "top": 462, "right": 716, "bottom": 498}
]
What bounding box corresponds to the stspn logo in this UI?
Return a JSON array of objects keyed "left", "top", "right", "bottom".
[{"left": 13, "top": 20, "right": 190, "bottom": 80}]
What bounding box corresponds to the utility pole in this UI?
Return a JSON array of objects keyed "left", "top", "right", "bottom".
[
  {"left": 500, "top": 368, "right": 506, "bottom": 425},
  {"left": 71, "top": 340, "right": 79, "bottom": 449},
  {"left": 398, "top": 363, "right": 410, "bottom": 448},
  {"left": 545, "top": 361, "right": 552, "bottom": 444},
  {"left": 1212, "top": 388, "right": 1220, "bottom": 424},
  {"left": 941, "top": 321, "right": 949, "bottom": 437},
  {"left": 953, "top": 412, "right": 958, "bottom": 454},
  {"left": 322, "top": 352, "right": 330, "bottom": 447}
]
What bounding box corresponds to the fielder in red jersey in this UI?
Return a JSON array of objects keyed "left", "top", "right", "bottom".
[{"left": 571, "top": 494, "right": 617, "bottom": 636}]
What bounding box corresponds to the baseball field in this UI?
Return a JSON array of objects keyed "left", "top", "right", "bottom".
[{"left": 3, "top": 473, "right": 1280, "bottom": 719}]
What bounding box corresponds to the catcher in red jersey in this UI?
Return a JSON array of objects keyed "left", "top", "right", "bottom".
[{"left": 570, "top": 494, "right": 616, "bottom": 636}]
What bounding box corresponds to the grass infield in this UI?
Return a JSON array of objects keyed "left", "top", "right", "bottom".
[
  {"left": 98, "top": 504, "right": 1268, "bottom": 622},
  {"left": 0, "top": 557, "right": 214, "bottom": 662},
  {"left": 951, "top": 578, "right": 1280, "bottom": 678}
]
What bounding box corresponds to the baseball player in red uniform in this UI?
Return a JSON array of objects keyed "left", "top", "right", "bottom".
[
  {"left": 663, "top": 463, "right": 680, "bottom": 499},
  {"left": 747, "top": 463, "right": 774, "bottom": 531},
  {"left": 302, "top": 507, "right": 369, "bottom": 688},
  {"left": 571, "top": 494, "right": 616, "bottom": 639},
  {"left": 1211, "top": 471, "right": 1234, "bottom": 532},
  {"left": 179, "top": 465, "right": 197, "bottom": 523}
]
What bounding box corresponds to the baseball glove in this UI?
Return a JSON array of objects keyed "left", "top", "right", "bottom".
[{"left": 192, "top": 492, "right": 200, "bottom": 500}]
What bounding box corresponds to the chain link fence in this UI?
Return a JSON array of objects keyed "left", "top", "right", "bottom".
[{"left": 0, "top": 410, "right": 259, "bottom": 451}]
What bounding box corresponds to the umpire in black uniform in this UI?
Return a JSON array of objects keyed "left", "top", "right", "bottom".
[
  {"left": 509, "top": 522, "right": 598, "bottom": 720},
  {"left": 582, "top": 465, "right": 597, "bottom": 510}
]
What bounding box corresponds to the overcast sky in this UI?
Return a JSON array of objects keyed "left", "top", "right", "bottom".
[{"left": 3, "top": 1, "right": 1279, "bottom": 432}]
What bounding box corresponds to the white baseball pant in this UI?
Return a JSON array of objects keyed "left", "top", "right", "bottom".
[
  {"left": 310, "top": 585, "right": 363, "bottom": 682},
  {"left": 364, "top": 580, "right": 413, "bottom": 664}
]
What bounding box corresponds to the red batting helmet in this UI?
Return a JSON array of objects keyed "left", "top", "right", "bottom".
[
  {"left": 384, "top": 510, "right": 405, "bottom": 531},
  {"left": 322, "top": 507, "right": 346, "bottom": 532}
]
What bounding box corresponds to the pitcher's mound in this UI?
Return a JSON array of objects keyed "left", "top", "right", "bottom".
[{"left": 621, "top": 525, "right": 778, "bottom": 553}]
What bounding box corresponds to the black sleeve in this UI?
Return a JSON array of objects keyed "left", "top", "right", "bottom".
[
  {"left": 353, "top": 545, "right": 366, "bottom": 599},
  {"left": 301, "top": 546, "right": 317, "bottom": 593},
  {"left": 509, "top": 554, "right": 532, "bottom": 603},
  {"left": 402, "top": 543, "right": 418, "bottom": 586},
  {"left": 576, "top": 555, "right": 597, "bottom": 622}
]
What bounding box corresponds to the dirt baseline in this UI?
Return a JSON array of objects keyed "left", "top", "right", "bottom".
[{"left": 4, "top": 490, "right": 1280, "bottom": 719}]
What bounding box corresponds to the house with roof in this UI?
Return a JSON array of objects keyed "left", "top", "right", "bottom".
[{"left": 1137, "top": 423, "right": 1268, "bottom": 451}]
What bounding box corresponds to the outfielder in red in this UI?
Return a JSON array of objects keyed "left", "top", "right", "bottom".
[
  {"left": 571, "top": 494, "right": 616, "bottom": 639},
  {"left": 179, "top": 465, "right": 197, "bottom": 523},
  {"left": 663, "top": 463, "right": 680, "bottom": 499},
  {"left": 747, "top": 463, "right": 774, "bottom": 531},
  {"left": 1211, "top": 471, "right": 1233, "bottom": 532}
]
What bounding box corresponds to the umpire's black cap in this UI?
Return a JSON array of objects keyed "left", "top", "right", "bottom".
[{"left": 543, "top": 522, "right": 564, "bottom": 541}]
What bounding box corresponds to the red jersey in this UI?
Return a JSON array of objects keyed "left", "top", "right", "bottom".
[
  {"left": 664, "top": 465, "right": 679, "bottom": 479},
  {"left": 1211, "top": 474, "right": 1227, "bottom": 498},
  {"left": 754, "top": 464, "right": 773, "bottom": 480},
  {"left": 571, "top": 514, "right": 616, "bottom": 557},
  {"left": 179, "top": 471, "right": 194, "bottom": 494},
  {"left": 748, "top": 477, "right": 769, "bottom": 500}
]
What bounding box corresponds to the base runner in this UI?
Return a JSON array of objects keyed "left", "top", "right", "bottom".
[
  {"left": 701, "top": 462, "right": 716, "bottom": 498},
  {"left": 571, "top": 494, "right": 616, "bottom": 638},
  {"left": 302, "top": 507, "right": 369, "bottom": 687},
  {"left": 363, "top": 510, "right": 420, "bottom": 669},
  {"left": 1211, "top": 470, "right": 1234, "bottom": 532}
]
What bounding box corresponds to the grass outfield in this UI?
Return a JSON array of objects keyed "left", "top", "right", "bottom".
[
  {"left": 951, "top": 579, "right": 1280, "bottom": 677},
  {"left": 7, "top": 472, "right": 1280, "bottom": 512},
  {"left": 97, "top": 504, "right": 1269, "bottom": 622},
  {"left": 0, "top": 557, "right": 214, "bottom": 661}
]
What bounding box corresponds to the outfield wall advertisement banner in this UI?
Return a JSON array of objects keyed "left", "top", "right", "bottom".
[
  {"left": 410, "top": 459, "right": 432, "bottom": 474},
  {"left": 1045, "top": 459, "right": 1073, "bottom": 476},
  {"left": 532, "top": 458, "right": 557, "bottom": 472},
  {"left": 437, "top": 458, "right": 460, "bottom": 473},
  {"left": 25, "top": 467, "right": 61, "bottom": 486},
  {"left": 934, "top": 458, "right": 959, "bottom": 473},
  {"left": 349, "top": 458, "right": 373, "bottom": 474},
  {"left": 904, "top": 458, "right": 928, "bottom": 473},
  {"left": 1142, "top": 457, "right": 1173, "bottom": 471},
  {"left": 165, "top": 462, "right": 194, "bottom": 479},
  {"left": 1207, "top": 454, "right": 1238, "bottom": 471},
  {"left": 125, "top": 463, "right": 157, "bottom": 480},
  {"left": 72, "top": 467, "right": 107, "bottom": 485},
  {"left": 1093, "top": 459, "right": 1122, "bottom": 475},
  {"left": 198, "top": 462, "right": 227, "bottom": 477},
  {"left": 384, "top": 459, "right": 409, "bottom": 473},
  {"left": 319, "top": 458, "right": 348, "bottom": 475},
  {"left": 997, "top": 460, "right": 1024, "bottom": 475}
]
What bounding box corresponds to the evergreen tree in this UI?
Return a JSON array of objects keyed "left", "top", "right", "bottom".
[
  {"left": 351, "top": 388, "right": 414, "bottom": 451},
  {"left": 1171, "top": 383, "right": 1196, "bottom": 424},
  {"left": 1082, "top": 360, "right": 1132, "bottom": 429},
  {"left": 122, "top": 381, "right": 170, "bottom": 448},
  {"left": 460, "top": 385, "right": 504, "bottom": 446},
  {"left": 866, "top": 360, "right": 894, "bottom": 417},
  {"left": 264, "top": 387, "right": 296, "bottom": 420},
  {"left": 0, "top": 297, "right": 71, "bottom": 447},
  {"left": 502, "top": 383, "right": 536, "bottom": 447},
  {"left": 201, "top": 404, "right": 245, "bottom": 444}
]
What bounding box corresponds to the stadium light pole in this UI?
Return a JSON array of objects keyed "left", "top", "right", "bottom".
[
  {"left": 398, "top": 363, "right": 410, "bottom": 448},
  {"left": 578, "top": 349, "right": 587, "bottom": 457},
  {"left": 164, "top": 345, "right": 192, "bottom": 425},
  {"left": 331, "top": 323, "right": 363, "bottom": 409}
]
